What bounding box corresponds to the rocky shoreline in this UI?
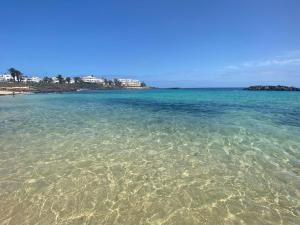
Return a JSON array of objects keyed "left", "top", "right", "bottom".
[
  {"left": 244, "top": 85, "right": 300, "bottom": 91},
  {"left": 0, "top": 85, "right": 150, "bottom": 96}
]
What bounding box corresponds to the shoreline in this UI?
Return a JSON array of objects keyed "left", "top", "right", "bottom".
[
  {"left": 0, "top": 90, "right": 33, "bottom": 96},
  {"left": 0, "top": 86, "right": 151, "bottom": 96}
]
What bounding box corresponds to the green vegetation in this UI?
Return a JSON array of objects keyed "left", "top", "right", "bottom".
[
  {"left": 42, "top": 77, "right": 52, "bottom": 83},
  {"left": 73, "top": 77, "right": 82, "bottom": 84},
  {"left": 113, "top": 79, "right": 122, "bottom": 87},
  {"left": 56, "top": 75, "right": 65, "bottom": 84},
  {"left": 8, "top": 68, "right": 22, "bottom": 82},
  {"left": 65, "top": 77, "right": 71, "bottom": 84},
  {"left": 0, "top": 81, "right": 118, "bottom": 93}
]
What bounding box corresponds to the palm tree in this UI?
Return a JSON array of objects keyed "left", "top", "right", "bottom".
[
  {"left": 16, "top": 71, "right": 22, "bottom": 82},
  {"left": 141, "top": 82, "right": 146, "bottom": 87},
  {"left": 8, "top": 68, "right": 16, "bottom": 82},
  {"left": 113, "top": 79, "right": 122, "bottom": 87},
  {"left": 8, "top": 68, "right": 22, "bottom": 82},
  {"left": 56, "top": 75, "right": 64, "bottom": 84},
  {"left": 65, "top": 77, "right": 71, "bottom": 84},
  {"left": 108, "top": 80, "right": 113, "bottom": 86},
  {"left": 43, "top": 77, "right": 53, "bottom": 83},
  {"left": 74, "top": 77, "right": 82, "bottom": 84},
  {"left": 103, "top": 78, "right": 108, "bottom": 86}
]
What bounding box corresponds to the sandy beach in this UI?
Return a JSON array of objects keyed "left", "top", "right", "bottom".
[
  {"left": 0, "top": 90, "right": 31, "bottom": 96},
  {"left": 0, "top": 86, "right": 31, "bottom": 96},
  {"left": 0, "top": 90, "right": 18, "bottom": 96}
]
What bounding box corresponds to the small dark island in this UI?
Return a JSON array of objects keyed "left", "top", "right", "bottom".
[{"left": 244, "top": 85, "right": 300, "bottom": 91}]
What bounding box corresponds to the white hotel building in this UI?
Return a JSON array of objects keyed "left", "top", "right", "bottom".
[
  {"left": 27, "top": 76, "right": 41, "bottom": 83},
  {"left": 81, "top": 75, "right": 104, "bottom": 84},
  {"left": 117, "top": 79, "right": 142, "bottom": 87},
  {"left": 0, "top": 74, "right": 42, "bottom": 83},
  {"left": 0, "top": 73, "right": 13, "bottom": 82}
]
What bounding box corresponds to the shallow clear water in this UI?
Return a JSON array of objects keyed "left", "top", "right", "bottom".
[{"left": 0, "top": 89, "right": 299, "bottom": 225}]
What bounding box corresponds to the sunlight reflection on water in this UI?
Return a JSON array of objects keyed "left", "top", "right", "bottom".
[{"left": 0, "top": 89, "right": 299, "bottom": 225}]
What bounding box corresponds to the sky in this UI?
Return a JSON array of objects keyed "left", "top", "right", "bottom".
[{"left": 0, "top": 0, "right": 300, "bottom": 87}]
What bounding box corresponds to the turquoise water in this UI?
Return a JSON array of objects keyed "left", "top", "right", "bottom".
[{"left": 0, "top": 89, "right": 299, "bottom": 225}]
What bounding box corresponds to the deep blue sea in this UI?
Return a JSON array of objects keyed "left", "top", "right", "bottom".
[{"left": 0, "top": 89, "right": 299, "bottom": 225}]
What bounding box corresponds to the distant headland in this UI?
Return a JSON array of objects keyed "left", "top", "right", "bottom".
[
  {"left": 244, "top": 85, "right": 300, "bottom": 91},
  {"left": 0, "top": 68, "right": 149, "bottom": 95}
]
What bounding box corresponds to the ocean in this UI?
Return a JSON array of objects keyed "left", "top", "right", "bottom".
[{"left": 0, "top": 89, "right": 299, "bottom": 225}]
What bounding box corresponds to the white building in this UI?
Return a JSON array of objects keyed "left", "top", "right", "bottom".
[
  {"left": 21, "top": 76, "right": 29, "bottom": 83},
  {"left": 81, "top": 75, "right": 104, "bottom": 84},
  {"left": 27, "top": 76, "right": 41, "bottom": 83},
  {"left": 0, "top": 73, "right": 13, "bottom": 82},
  {"left": 52, "top": 77, "right": 59, "bottom": 83},
  {"left": 117, "top": 79, "right": 142, "bottom": 87}
]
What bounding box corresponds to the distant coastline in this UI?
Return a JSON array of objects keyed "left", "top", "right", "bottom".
[
  {"left": 244, "top": 85, "right": 300, "bottom": 91},
  {"left": 0, "top": 83, "right": 150, "bottom": 96},
  {"left": 0, "top": 68, "right": 149, "bottom": 96},
  {"left": 165, "top": 86, "right": 300, "bottom": 91}
]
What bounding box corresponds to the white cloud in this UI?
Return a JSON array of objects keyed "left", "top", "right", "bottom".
[
  {"left": 219, "top": 50, "right": 300, "bottom": 86},
  {"left": 224, "top": 65, "right": 239, "bottom": 70},
  {"left": 224, "top": 50, "right": 300, "bottom": 71}
]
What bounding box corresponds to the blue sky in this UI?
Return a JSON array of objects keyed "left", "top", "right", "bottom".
[{"left": 0, "top": 0, "right": 300, "bottom": 87}]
